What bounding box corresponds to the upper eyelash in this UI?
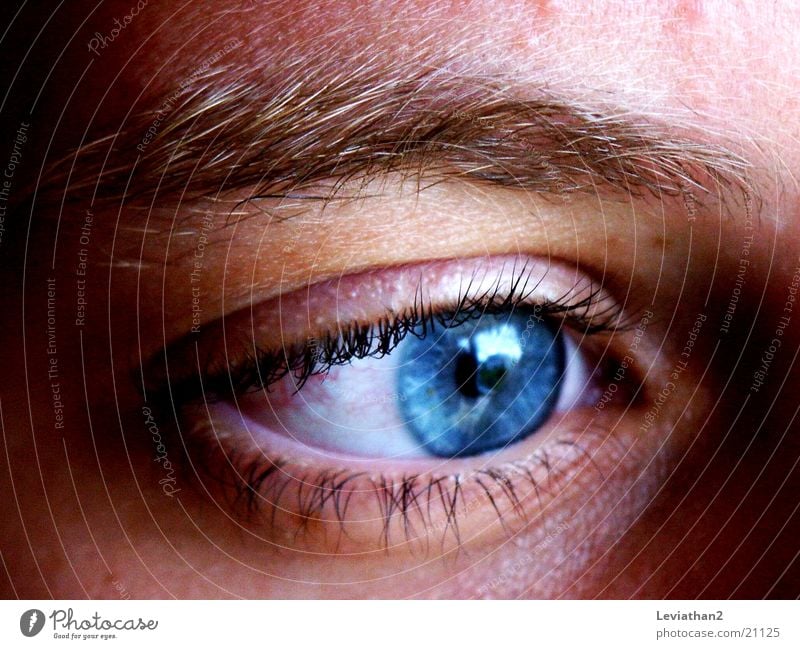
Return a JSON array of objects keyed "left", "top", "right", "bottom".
[{"left": 193, "top": 267, "right": 623, "bottom": 401}]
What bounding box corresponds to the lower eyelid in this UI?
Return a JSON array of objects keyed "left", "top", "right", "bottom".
[{"left": 182, "top": 404, "right": 628, "bottom": 555}]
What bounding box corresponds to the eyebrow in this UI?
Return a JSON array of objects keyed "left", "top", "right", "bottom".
[{"left": 48, "top": 51, "right": 753, "bottom": 214}]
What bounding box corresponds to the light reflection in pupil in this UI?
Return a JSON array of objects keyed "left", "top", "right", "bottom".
[{"left": 454, "top": 325, "right": 522, "bottom": 398}]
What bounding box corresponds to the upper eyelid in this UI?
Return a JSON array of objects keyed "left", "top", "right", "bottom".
[{"left": 143, "top": 263, "right": 628, "bottom": 405}]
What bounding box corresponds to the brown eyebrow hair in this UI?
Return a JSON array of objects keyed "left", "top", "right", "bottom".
[{"left": 45, "top": 50, "right": 753, "bottom": 213}]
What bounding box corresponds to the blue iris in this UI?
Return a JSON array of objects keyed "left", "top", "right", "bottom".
[{"left": 396, "top": 311, "right": 565, "bottom": 457}]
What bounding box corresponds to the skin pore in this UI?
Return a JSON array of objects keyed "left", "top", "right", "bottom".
[{"left": 1, "top": 1, "right": 800, "bottom": 598}]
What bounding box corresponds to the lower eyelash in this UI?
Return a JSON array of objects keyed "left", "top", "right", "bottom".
[{"left": 223, "top": 437, "right": 592, "bottom": 552}]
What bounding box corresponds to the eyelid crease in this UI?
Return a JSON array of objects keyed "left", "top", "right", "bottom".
[{"left": 151, "top": 262, "right": 627, "bottom": 409}]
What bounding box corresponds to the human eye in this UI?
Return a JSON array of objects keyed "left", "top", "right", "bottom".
[{"left": 145, "top": 254, "right": 646, "bottom": 554}]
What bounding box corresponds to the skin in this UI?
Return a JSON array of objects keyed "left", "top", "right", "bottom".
[{"left": 1, "top": 0, "right": 799, "bottom": 598}]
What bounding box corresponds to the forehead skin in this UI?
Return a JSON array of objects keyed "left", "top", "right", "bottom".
[
  {"left": 19, "top": 1, "right": 800, "bottom": 172},
  {"left": 7, "top": 1, "right": 796, "bottom": 279},
  {"left": 43, "top": 0, "right": 800, "bottom": 121}
]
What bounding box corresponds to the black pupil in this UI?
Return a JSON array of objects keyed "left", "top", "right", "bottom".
[{"left": 455, "top": 348, "right": 511, "bottom": 399}]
